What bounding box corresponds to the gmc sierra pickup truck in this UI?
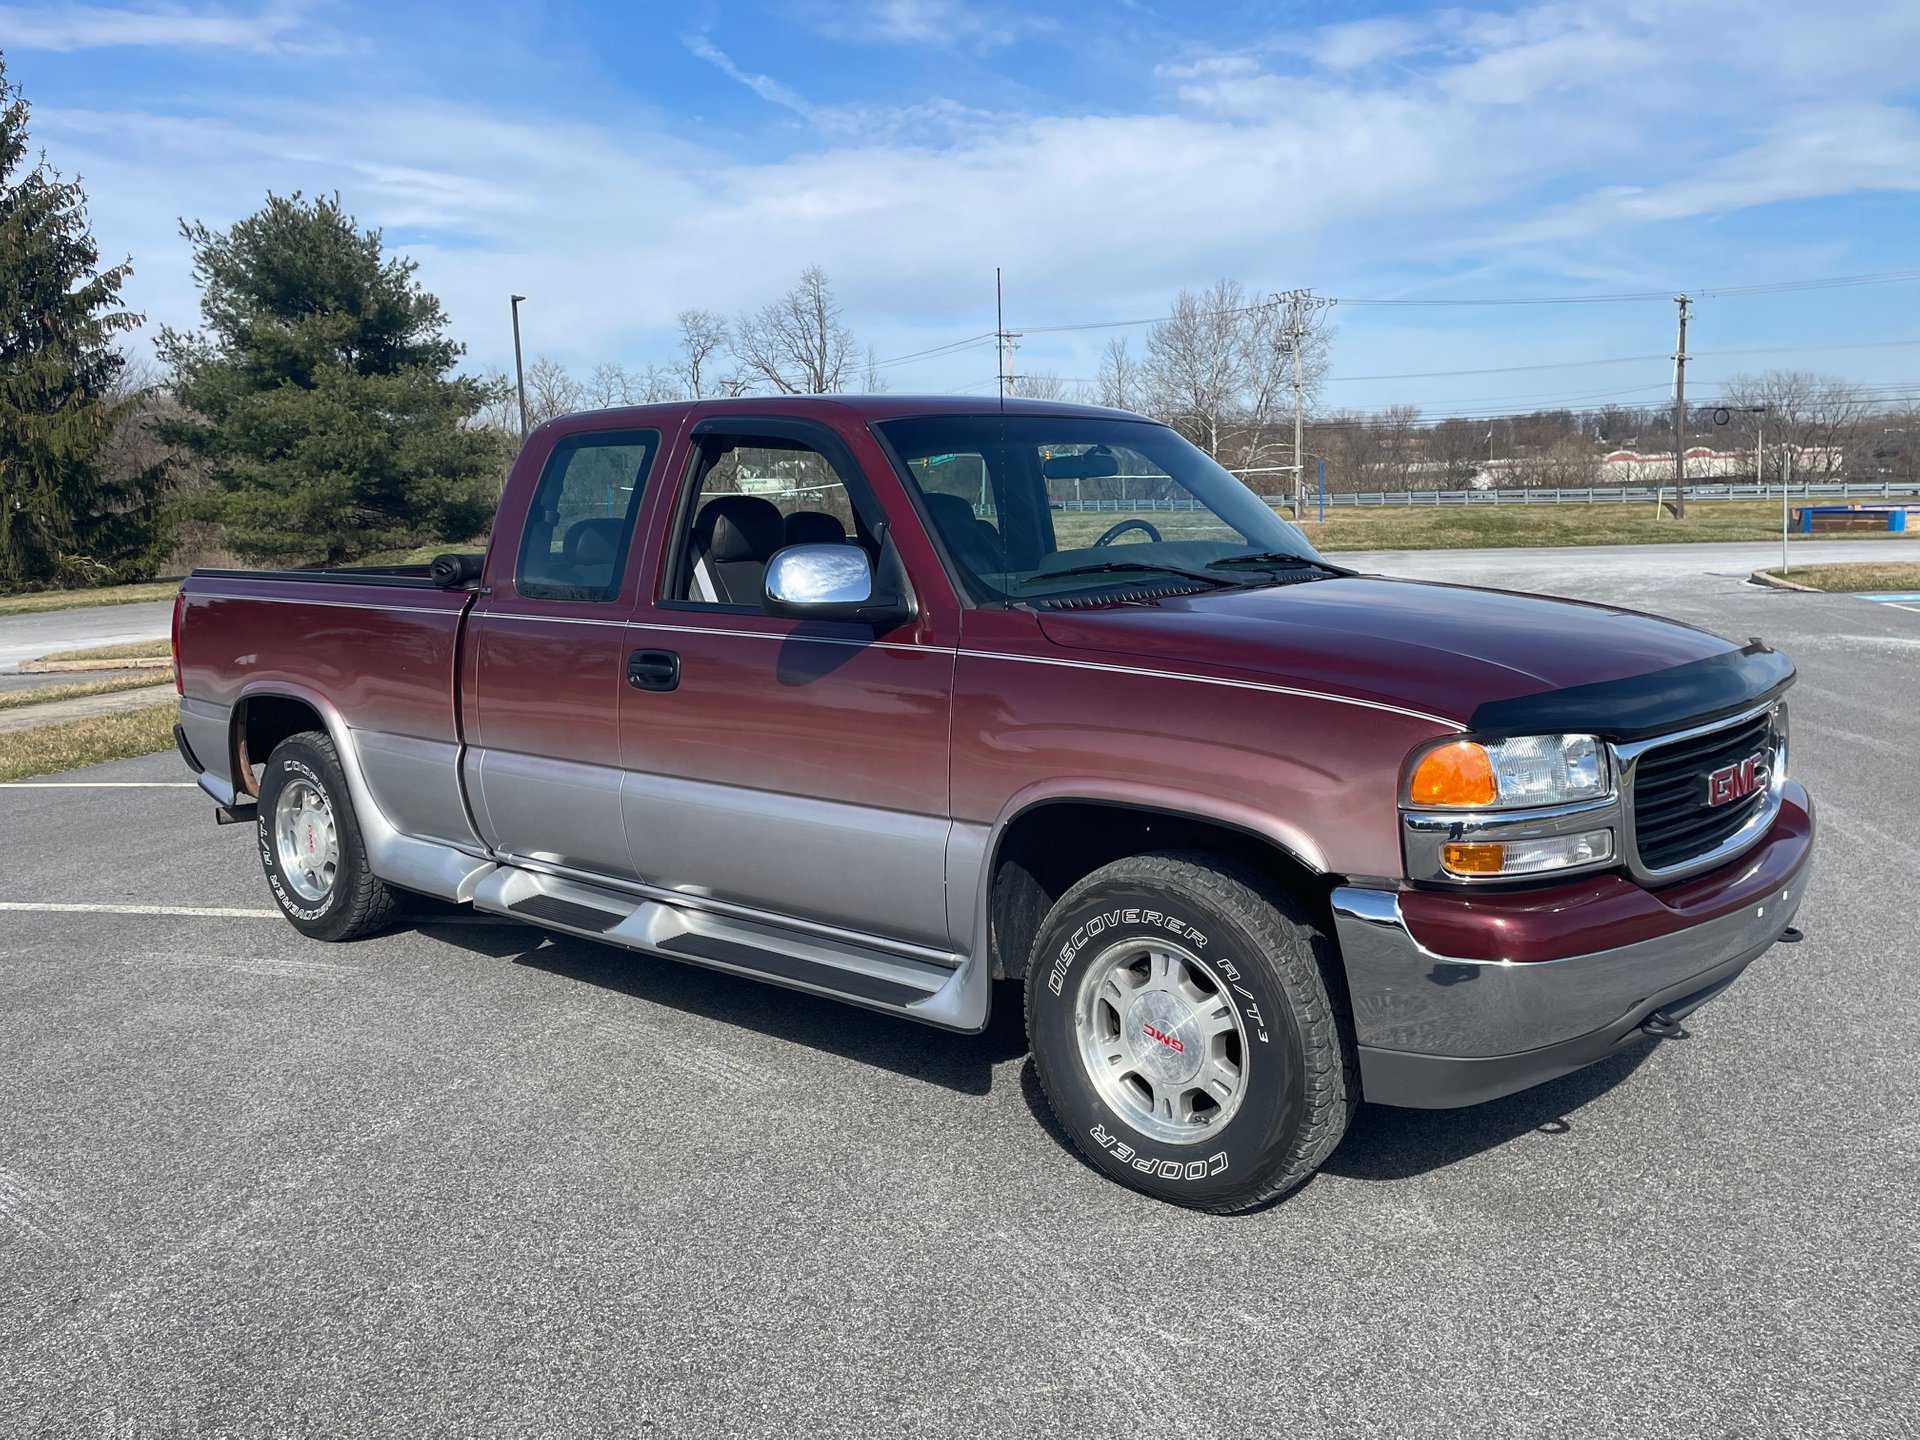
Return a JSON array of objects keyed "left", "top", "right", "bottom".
[{"left": 172, "top": 396, "right": 1814, "bottom": 1210}]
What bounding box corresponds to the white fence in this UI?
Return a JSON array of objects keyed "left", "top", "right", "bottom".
[{"left": 1050, "top": 480, "right": 1913, "bottom": 513}]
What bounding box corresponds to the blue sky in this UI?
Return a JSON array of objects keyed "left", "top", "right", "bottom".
[{"left": 4, "top": 0, "right": 1919, "bottom": 415}]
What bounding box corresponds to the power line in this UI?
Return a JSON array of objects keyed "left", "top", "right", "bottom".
[
  {"left": 1002, "top": 269, "right": 1920, "bottom": 339},
  {"left": 1335, "top": 269, "right": 1920, "bottom": 307}
]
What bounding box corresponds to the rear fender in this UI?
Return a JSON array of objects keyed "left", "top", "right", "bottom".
[{"left": 231, "top": 681, "right": 496, "bottom": 903}]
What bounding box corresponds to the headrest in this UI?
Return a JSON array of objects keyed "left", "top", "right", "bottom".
[
  {"left": 562, "top": 516, "right": 624, "bottom": 567},
  {"left": 694, "top": 495, "right": 784, "bottom": 563},
  {"left": 784, "top": 510, "right": 848, "bottom": 547},
  {"left": 923, "top": 492, "right": 979, "bottom": 536}
]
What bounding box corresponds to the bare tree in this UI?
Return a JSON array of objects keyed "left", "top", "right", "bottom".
[
  {"left": 1510, "top": 433, "right": 1600, "bottom": 489},
  {"left": 1719, "top": 370, "right": 1870, "bottom": 482},
  {"left": 523, "top": 355, "right": 582, "bottom": 427},
  {"left": 1096, "top": 337, "right": 1141, "bottom": 411},
  {"left": 1428, "top": 416, "right": 1490, "bottom": 489},
  {"left": 585, "top": 361, "right": 681, "bottom": 408},
  {"left": 862, "top": 343, "right": 888, "bottom": 394},
  {"left": 1010, "top": 370, "right": 1080, "bottom": 401},
  {"left": 730, "top": 265, "right": 856, "bottom": 395},
  {"left": 1140, "top": 279, "right": 1332, "bottom": 468},
  {"left": 1144, "top": 280, "right": 1249, "bottom": 459},
  {"left": 676, "top": 308, "right": 728, "bottom": 399}
]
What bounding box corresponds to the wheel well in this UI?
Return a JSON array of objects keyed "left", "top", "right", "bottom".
[
  {"left": 232, "top": 694, "right": 327, "bottom": 798},
  {"left": 987, "top": 801, "right": 1333, "bottom": 981}
]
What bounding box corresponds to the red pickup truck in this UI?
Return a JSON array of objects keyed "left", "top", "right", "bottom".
[{"left": 172, "top": 396, "right": 1813, "bottom": 1210}]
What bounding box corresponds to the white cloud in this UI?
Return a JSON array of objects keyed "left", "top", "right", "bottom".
[
  {"left": 788, "top": 0, "right": 1055, "bottom": 50},
  {"left": 22, "top": 0, "right": 1920, "bottom": 394},
  {"left": 0, "top": 1, "right": 343, "bottom": 55}
]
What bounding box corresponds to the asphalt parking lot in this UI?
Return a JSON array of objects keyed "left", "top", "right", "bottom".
[{"left": 2, "top": 548, "right": 1917, "bottom": 1438}]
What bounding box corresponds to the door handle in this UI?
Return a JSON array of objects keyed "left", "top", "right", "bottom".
[{"left": 627, "top": 649, "right": 681, "bottom": 692}]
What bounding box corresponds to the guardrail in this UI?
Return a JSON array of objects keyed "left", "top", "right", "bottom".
[{"left": 1042, "top": 479, "right": 1916, "bottom": 513}]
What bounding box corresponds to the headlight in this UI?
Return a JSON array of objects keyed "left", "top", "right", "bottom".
[
  {"left": 1406, "top": 734, "right": 1610, "bottom": 810},
  {"left": 1402, "top": 733, "right": 1620, "bottom": 884}
]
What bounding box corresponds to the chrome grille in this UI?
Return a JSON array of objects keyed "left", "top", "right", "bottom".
[{"left": 1629, "top": 708, "right": 1778, "bottom": 874}]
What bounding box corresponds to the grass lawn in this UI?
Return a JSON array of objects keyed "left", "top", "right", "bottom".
[
  {"left": 1048, "top": 498, "right": 1919, "bottom": 554},
  {"left": 0, "top": 675, "right": 172, "bottom": 712},
  {"left": 1761, "top": 562, "right": 1920, "bottom": 593},
  {"left": 0, "top": 579, "right": 180, "bottom": 617},
  {"left": 37, "top": 638, "right": 172, "bottom": 664},
  {"left": 1297, "top": 499, "right": 1920, "bottom": 552},
  {"left": 0, "top": 702, "right": 178, "bottom": 783}
]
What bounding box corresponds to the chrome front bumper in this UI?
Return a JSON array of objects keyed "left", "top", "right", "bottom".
[{"left": 1330, "top": 826, "right": 1813, "bottom": 1109}]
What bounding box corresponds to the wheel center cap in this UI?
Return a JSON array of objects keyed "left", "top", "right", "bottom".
[{"left": 1126, "top": 990, "right": 1203, "bottom": 1087}]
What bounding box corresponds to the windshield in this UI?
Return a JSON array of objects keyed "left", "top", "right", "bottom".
[{"left": 874, "top": 414, "right": 1326, "bottom": 603}]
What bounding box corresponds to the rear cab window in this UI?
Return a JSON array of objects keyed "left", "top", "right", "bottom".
[{"left": 516, "top": 429, "right": 660, "bottom": 601}]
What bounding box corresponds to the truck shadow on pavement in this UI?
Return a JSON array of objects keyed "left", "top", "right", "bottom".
[
  {"left": 1015, "top": 1035, "right": 1661, "bottom": 1203},
  {"left": 405, "top": 910, "right": 1660, "bottom": 1183},
  {"left": 1322, "top": 1039, "right": 1658, "bottom": 1183},
  {"left": 410, "top": 916, "right": 1031, "bottom": 1097}
]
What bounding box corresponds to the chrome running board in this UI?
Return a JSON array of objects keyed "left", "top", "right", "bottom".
[{"left": 473, "top": 865, "right": 987, "bottom": 1031}]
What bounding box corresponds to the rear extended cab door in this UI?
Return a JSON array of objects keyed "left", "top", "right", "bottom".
[{"left": 459, "top": 411, "right": 688, "bottom": 881}]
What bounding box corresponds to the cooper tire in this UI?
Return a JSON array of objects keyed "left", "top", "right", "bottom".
[
  {"left": 257, "top": 730, "right": 397, "bottom": 942},
  {"left": 1024, "top": 850, "right": 1355, "bottom": 1212}
]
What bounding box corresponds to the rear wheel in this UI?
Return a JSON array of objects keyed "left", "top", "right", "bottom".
[
  {"left": 257, "top": 730, "right": 397, "bottom": 942},
  {"left": 1024, "top": 850, "right": 1355, "bottom": 1211}
]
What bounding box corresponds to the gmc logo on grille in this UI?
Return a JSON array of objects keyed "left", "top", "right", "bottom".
[{"left": 1706, "top": 753, "right": 1767, "bottom": 807}]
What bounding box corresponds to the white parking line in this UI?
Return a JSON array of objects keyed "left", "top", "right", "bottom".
[
  {"left": 0, "top": 902, "right": 278, "bottom": 918},
  {"left": 0, "top": 782, "right": 199, "bottom": 789},
  {"left": 0, "top": 900, "right": 523, "bottom": 926}
]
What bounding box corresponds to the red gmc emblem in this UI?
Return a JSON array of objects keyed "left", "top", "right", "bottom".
[{"left": 1706, "top": 753, "right": 1767, "bottom": 807}]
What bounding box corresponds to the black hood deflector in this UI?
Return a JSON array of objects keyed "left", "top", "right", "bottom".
[{"left": 1468, "top": 641, "right": 1795, "bottom": 741}]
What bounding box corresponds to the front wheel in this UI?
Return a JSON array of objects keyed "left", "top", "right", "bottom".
[
  {"left": 257, "top": 730, "right": 397, "bottom": 942},
  {"left": 1025, "top": 851, "right": 1355, "bottom": 1211}
]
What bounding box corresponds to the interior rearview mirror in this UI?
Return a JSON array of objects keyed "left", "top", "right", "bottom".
[{"left": 1042, "top": 446, "right": 1120, "bottom": 481}]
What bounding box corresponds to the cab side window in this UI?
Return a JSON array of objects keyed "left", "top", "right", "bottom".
[
  {"left": 671, "top": 435, "right": 867, "bottom": 608},
  {"left": 516, "top": 429, "right": 659, "bottom": 601}
]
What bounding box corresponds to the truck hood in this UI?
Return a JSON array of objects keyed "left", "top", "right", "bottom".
[{"left": 1033, "top": 576, "right": 1737, "bottom": 725}]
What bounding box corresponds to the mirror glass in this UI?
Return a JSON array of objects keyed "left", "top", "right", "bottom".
[{"left": 764, "top": 543, "right": 874, "bottom": 608}]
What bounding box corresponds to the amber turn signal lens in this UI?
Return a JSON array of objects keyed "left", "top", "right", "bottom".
[
  {"left": 1440, "top": 842, "right": 1506, "bottom": 874},
  {"left": 1408, "top": 741, "right": 1497, "bottom": 807}
]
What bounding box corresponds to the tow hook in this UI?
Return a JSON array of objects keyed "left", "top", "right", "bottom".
[{"left": 1640, "top": 1011, "right": 1690, "bottom": 1041}]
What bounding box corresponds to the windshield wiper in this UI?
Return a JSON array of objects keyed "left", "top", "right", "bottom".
[
  {"left": 1206, "top": 552, "right": 1354, "bottom": 576},
  {"left": 1030, "top": 560, "right": 1239, "bottom": 590}
]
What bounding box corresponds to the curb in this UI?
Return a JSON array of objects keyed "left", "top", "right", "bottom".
[
  {"left": 20, "top": 657, "right": 172, "bottom": 674},
  {"left": 1749, "top": 570, "right": 1823, "bottom": 592}
]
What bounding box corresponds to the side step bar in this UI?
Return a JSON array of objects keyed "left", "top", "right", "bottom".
[{"left": 473, "top": 865, "right": 986, "bottom": 1031}]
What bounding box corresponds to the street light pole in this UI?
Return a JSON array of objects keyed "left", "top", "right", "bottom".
[{"left": 510, "top": 294, "right": 529, "bottom": 441}]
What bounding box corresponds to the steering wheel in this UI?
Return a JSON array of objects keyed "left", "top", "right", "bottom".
[{"left": 1093, "top": 518, "right": 1162, "bottom": 546}]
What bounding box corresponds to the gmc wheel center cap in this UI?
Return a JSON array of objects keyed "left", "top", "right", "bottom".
[{"left": 1126, "top": 990, "right": 1204, "bottom": 1087}]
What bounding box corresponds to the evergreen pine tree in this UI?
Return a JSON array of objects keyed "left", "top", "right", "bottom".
[
  {"left": 0, "top": 56, "right": 168, "bottom": 589},
  {"left": 160, "top": 192, "right": 501, "bottom": 564}
]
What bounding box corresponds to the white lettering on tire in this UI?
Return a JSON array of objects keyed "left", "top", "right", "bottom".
[{"left": 1088, "top": 1124, "right": 1228, "bottom": 1181}]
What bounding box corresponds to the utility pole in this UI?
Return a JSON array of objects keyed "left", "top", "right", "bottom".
[
  {"left": 510, "top": 294, "right": 529, "bottom": 441},
  {"left": 1671, "top": 293, "right": 1690, "bottom": 519},
  {"left": 994, "top": 268, "right": 1021, "bottom": 405},
  {"left": 1273, "top": 289, "right": 1336, "bottom": 520}
]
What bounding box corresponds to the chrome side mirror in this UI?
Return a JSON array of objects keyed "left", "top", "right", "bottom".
[{"left": 763, "top": 542, "right": 915, "bottom": 628}]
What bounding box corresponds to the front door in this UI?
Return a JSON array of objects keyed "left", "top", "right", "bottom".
[{"left": 618, "top": 417, "right": 958, "bottom": 950}]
